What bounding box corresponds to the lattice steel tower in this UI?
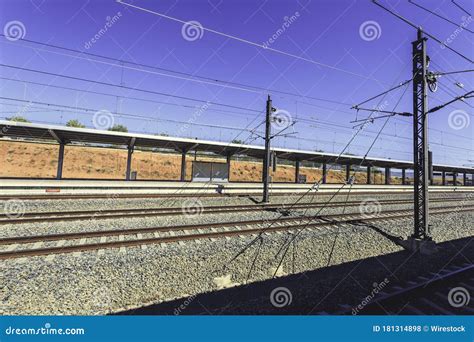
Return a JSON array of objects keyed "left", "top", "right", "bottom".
[{"left": 411, "top": 28, "right": 431, "bottom": 241}]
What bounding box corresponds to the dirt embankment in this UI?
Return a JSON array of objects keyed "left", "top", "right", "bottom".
[{"left": 0, "top": 140, "right": 395, "bottom": 183}]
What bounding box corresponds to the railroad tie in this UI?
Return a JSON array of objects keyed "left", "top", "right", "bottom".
[
  {"left": 222, "top": 227, "right": 232, "bottom": 241},
  {"left": 137, "top": 234, "right": 147, "bottom": 250},
  {"left": 209, "top": 228, "right": 218, "bottom": 242},
  {"left": 5, "top": 244, "right": 18, "bottom": 252}
]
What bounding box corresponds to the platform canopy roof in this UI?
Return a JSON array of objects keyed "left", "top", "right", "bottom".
[{"left": 0, "top": 120, "right": 472, "bottom": 174}]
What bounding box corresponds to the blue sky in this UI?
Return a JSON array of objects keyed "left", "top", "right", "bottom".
[{"left": 0, "top": 0, "right": 472, "bottom": 167}]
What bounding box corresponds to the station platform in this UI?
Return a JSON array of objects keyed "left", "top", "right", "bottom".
[{"left": 0, "top": 179, "right": 472, "bottom": 197}]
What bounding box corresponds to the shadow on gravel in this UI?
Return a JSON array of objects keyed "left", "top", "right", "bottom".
[{"left": 116, "top": 236, "right": 473, "bottom": 315}]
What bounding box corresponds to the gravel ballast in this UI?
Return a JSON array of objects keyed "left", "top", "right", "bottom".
[{"left": 0, "top": 192, "right": 472, "bottom": 315}]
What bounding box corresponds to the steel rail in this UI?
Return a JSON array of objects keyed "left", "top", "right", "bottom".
[{"left": 0, "top": 206, "right": 471, "bottom": 260}]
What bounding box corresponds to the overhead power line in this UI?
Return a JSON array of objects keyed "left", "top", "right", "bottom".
[
  {"left": 0, "top": 35, "right": 354, "bottom": 107},
  {"left": 451, "top": 0, "right": 471, "bottom": 16},
  {"left": 428, "top": 90, "right": 474, "bottom": 113},
  {"left": 0, "top": 95, "right": 266, "bottom": 134},
  {"left": 0, "top": 76, "right": 258, "bottom": 118},
  {"left": 408, "top": 0, "right": 474, "bottom": 34},
  {"left": 0, "top": 63, "right": 261, "bottom": 113},
  {"left": 116, "top": 0, "right": 385, "bottom": 82},
  {"left": 372, "top": 0, "right": 474, "bottom": 64},
  {"left": 435, "top": 69, "right": 474, "bottom": 76},
  {"left": 0, "top": 33, "right": 350, "bottom": 106},
  {"left": 352, "top": 79, "right": 412, "bottom": 109}
]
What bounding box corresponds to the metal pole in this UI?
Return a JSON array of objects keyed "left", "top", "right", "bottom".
[
  {"left": 322, "top": 163, "right": 327, "bottom": 184},
  {"left": 401, "top": 168, "right": 406, "bottom": 185},
  {"left": 295, "top": 160, "right": 300, "bottom": 183},
  {"left": 126, "top": 147, "right": 133, "bottom": 181},
  {"left": 411, "top": 28, "right": 430, "bottom": 240},
  {"left": 453, "top": 172, "right": 457, "bottom": 186},
  {"left": 180, "top": 149, "right": 187, "bottom": 181},
  {"left": 463, "top": 173, "right": 467, "bottom": 186},
  {"left": 345, "top": 164, "right": 351, "bottom": 183},
  {"left": 442, "top": 171, "right": 446, "bottom": 186},
  {"left": 226, "top": 154, "right": 232, "bottom": 182},
  {"left": 125, "top": 138, "right": 136, "bottom": 181},
  {"left": 56, "top": 143, "right": 65, "bottom": 180},
  {"left": 385, "top": 167, "right": 391, "bottom": 185},
  {"left": 262, "top": 95, "right": 272, "bottom": 203},
  {"left": 367, "top": 166, "right": 372, "bottom": 184}
]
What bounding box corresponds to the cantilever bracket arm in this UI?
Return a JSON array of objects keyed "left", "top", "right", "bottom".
[{"left": 427, "top": 91, "right": 474, "bottom": 114}]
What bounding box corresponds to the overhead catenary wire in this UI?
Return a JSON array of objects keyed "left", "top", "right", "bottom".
[
  {"left": 451, "top": 0, "right": 471, "bottom": 16},
  {"left": 435, "top": 69, "right": 474, "bottom": 76},
  {"left": 228, "top": 60, "right": 415, "bottom": 275},
  {"left": 1, "top": 35, "right": 354, "bottom": 108},
  {"left": 0, "top": 76, "right": 259, "bottom": 118},
  {"left": 351, "top": 79, "right": 412, "bottom": 109},
  {"left": 0, "top": 96, "right": 266, "bottom": 135},
  {"left": 116, "top": 0, "right": 387, "bottom": 83},
  {"left": 0, "top": 63, "right": 261, "bottom": 113},
  {"left": 428, "top": 90, "right": 474, "bottom": 113},
  {"left": 408, "top": 0, "right": 474, "bottom": 34},
  {"left": 372, "top": 0, "right": 474, "bottom": 64},
  {"left": 2, "top": 96, "right": 471, "bottom": 155},
  {"left": 272, "top": 80, "right": 413, "bottom": 273}
]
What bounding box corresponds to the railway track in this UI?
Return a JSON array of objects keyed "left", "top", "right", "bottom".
[
  {"left": 343, "top": 263, "right": 474, "bottom": 315},
  {"left": 0, "top": 197, "right": 469, "bottom": 224},
  {"left": 0, "top": 205, "right": 472, "bottom": 260}
]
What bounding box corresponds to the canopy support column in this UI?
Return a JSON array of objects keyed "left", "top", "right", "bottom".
[{"left": 126, "top": 137, "right": 136, "bottom": 181}]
